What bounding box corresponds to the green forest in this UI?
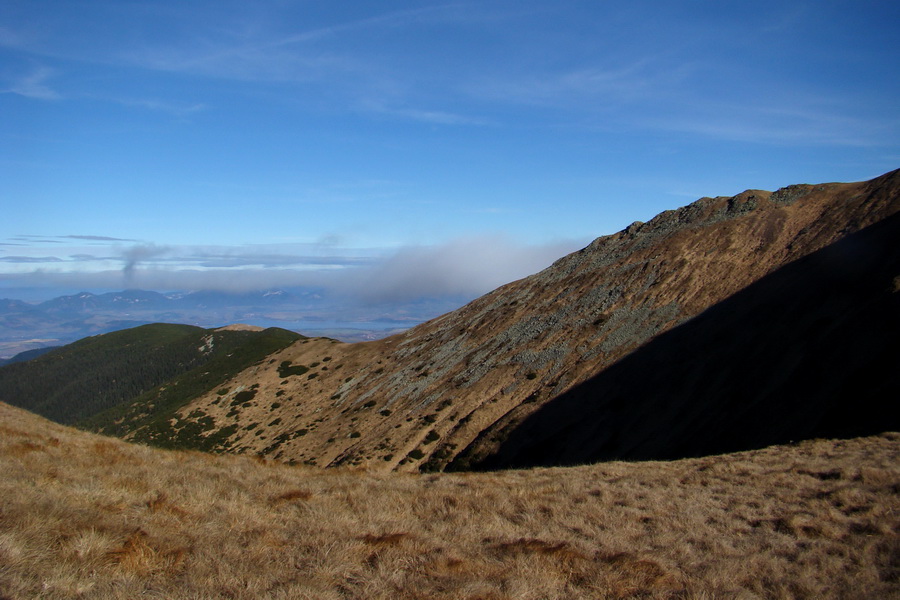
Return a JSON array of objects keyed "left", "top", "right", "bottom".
[{"left": 0, "top": 324, "right": 302, "bottom": 437}]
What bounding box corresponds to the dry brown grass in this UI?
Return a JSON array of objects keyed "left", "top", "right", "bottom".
[{"left": 0, "top": 401, "right": 897, "bottom": 599}]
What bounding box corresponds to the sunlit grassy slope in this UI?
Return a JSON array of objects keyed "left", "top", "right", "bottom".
[{"left": 1, "top": 401, "right": 897, "bottom": 599}]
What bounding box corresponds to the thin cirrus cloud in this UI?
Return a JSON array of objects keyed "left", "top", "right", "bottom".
[
  {"left": 123, "top": 14, "right": 370, "bottom": 82},
  {"left": 5, "top": 2, "right": 891, "bottom": 147},
  {"left": 113, "top": 4, "right": 497, "bottom": 124},
  {"left": 109, "top": 97, "right": 208, "bottom": 117},
  {"left": 63, "top": 235, "right": 138, "bottom": 242},
  {"left": 468, "top": 60, "right": 668, "bottom": 109},
  {"left": 644, "top": 100, "right": 895, "bottom": 147},
  {"left": 0, "top": 255, "right": 64, "bottom": 263},
  {"left": 2, "top": 4, "right": 485, "bottom": 123},
  {"left": 125, "top": 4, "right": 466, "bottom": 81},
  {"left": 2, "top": 66, "right": 60, "bottom": 100}
]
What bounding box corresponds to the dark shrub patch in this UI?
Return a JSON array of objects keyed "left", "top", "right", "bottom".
[
  {"left": 278, "top": 361, "right": 309, "bottom": 378},
  {"left": 232, "top": 390, "right": 257, "bottom": 405}
]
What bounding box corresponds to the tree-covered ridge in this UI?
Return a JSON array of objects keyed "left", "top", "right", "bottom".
[
  {"left": 86, "top": 326, "right": 303, "bottom": 451},
  {"left": 0, "top": 324, "right": 302, "bottom": 432},
  {"left": 0, "top": 324, "right": 205, "bottom": 424}
]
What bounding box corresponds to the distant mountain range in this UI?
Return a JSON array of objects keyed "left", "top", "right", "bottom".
[
  {"left": 2, "top": 168, "right": 897, "bottom": 473},
  {"left": 0, "top": 288, "right": 467, "bottom": 360},
  {"left": 13, "top": 288, "right": 315, "bottom": 315}
]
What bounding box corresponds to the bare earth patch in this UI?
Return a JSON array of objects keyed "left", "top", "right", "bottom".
[{"left": 214, "top": 324, "right": 266, "bottom": 332}]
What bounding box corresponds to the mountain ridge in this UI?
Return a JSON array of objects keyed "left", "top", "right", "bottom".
[
  {"left": 0, "top": 324, "right": 303, "bottom": 428},
  {"left": 147, "top": 168, "right": 898, "bottom": 471}
]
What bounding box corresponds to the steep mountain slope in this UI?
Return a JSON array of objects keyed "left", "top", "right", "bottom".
[
  {"left": 112, "top": 170, "right": 900, "bottom": 470},
  {"left": 0, "top": 324, "right": 302, "bottom": 427},
  {"left": 473, "top": 210, "right": 900, "bottom": 469}
]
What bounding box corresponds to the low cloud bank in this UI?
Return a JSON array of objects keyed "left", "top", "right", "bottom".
[
  {"left": 339, "top": 235, "right": 582, "bottom": 303},
  {"left": 0, "top": 235, "right": 587, "bottom": 304}
]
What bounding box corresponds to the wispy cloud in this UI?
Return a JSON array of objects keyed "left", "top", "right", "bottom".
[
  {"left": 648, "top": 102, "right": 898, "bottom": 147},
  {"left": 110, "top": 97, "right": 208, "bottom": 117},
  {"left": 70, "top": 254, "right": 116, "bottom": 262},
  {"left": 0, "top": 25, "right": 25, "bottom": 48},
  {"left": 3, "top": 66, "right": 60, "bottom": 100},
  {"left": 11, "top": 236, "right": 65, "bottom": 244},
  {"left": 124, "top": 5, "right": 464, "bottom": 83},
  {"left": 63, "top": 235, "right": 138, "bottom": 242},
  {"left": 0, "top": 256, "right": 64, "bottom": 263},
  {"left": 467, "top": 55, "right": 682, "bottom": 112},
  {"left": 180, "top": 250, "right": 375, "bottom": 270},
  {"left": 373, "top": 105, "right": 491, "bottom": 126}
]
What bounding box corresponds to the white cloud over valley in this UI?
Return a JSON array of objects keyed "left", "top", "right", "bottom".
[{"left": 0, "top": 234, "right": 587, "bottom": 304}]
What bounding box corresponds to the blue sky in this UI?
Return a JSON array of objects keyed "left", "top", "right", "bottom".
[{"left": 1, "top": 0, "right": 898, "bottom": 302}]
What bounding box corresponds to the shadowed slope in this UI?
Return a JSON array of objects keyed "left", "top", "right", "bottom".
[{"left": 468, "top": 211, "right": 900, "bottom": 470}]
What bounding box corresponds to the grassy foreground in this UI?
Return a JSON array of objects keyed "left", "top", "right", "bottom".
[{"left": 0, "top": 402, "right": 897, "bottom": 599}]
